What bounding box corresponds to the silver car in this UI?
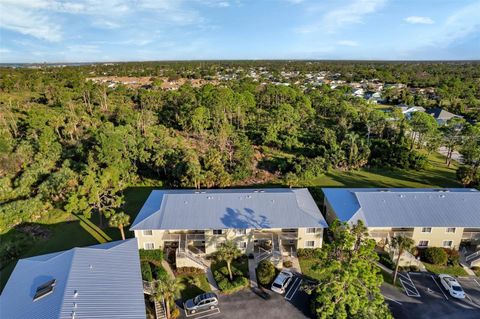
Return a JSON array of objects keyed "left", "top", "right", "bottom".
[
  {"left": 271, "top": 270, "right": 293, "bottom": 294},
  {"left": 184, "top": 292, "right": 219, "bottom": 314}
]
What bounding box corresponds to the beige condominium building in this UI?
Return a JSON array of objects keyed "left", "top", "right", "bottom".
[
  {"left": 131, "top": 188, "right": 327, "bottom": 269},
  {"left": 322, "top": 188, "right": 480, "bottom": 251}
]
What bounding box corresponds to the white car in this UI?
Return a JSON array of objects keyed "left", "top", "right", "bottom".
[
  {"left": 271, "top": 270, "right": 293, "bottom": 294},
  {"left": 439, "top": 274, "right": 465, "bottom": 299}
]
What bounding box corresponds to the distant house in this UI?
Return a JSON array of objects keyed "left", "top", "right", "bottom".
[
  {"left": 426, "top": 107, "right": 463, "bottom": 125},
  {"left": 131, "top": 188, "right": 327, "bottom": 269},
  {"left": 0, "top": 239, "right": 146, "bottom": 319},
  {"left": 365, "top": 91, "right": 382, "bottom": 104},
  {"left": 322, "top": 188, "right": 480, "bottom": 250},
  {"left": 396, "top": 104, "right": 426, "bottom": 119},
  {"left": 352, "top": 88, "right": 365, "bottom": 97}
]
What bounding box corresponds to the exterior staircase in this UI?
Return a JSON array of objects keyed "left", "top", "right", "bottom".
[
  {"left": 176, "top": 233, "right": 208, "bottom": 269},
  {"left": 465, "top": 250, "right": 480, "bottom": 267},
  {"left": 143, "top": 281, "right": 167, "bottom": 319}
]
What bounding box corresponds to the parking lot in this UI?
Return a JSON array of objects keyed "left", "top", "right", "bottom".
[
  {"left": 382, "top": 272, "right": 480, "bottom": 319},
  {"left": 178, "top": 274, "right": 313, "bottom": 319}
]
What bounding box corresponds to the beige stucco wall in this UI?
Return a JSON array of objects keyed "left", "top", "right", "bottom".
[
  {"left": 411, "top": 227, "right": 464, "bottom": 250},
  {"left": 134, "top": 229, "right": 166, "bottom": 250},
  {"left": 297, "top": 227, "right": 323, "bottom": 248}
]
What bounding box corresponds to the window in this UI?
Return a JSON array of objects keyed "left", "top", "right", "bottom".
[
  {"left": 443, "top": 240, "right": 453, "bottom": 248},
  {"left": 418, "top": 240, "right": 429, "bottom": 247},
  {"left": 144, "top": 242, "right": 154, "bottom": 250},
  {"left": 237, "top": 241, "right": 247, "bottom": 249},
  {"left": 33, "top": 279, "right": 56, "bottom": 301},
  {"left": 213, "top": 229, "right": 223, "bottom": 235},
  {"left": 143, "top": 230, "right": 153, "bottom": 236},
  {"left": 446, "top": 228, "right": 456, "bottom": 233},
  {"left": 235, "top": 229, "right": 246, "bottom": 235},
  {"left": 306, "top": 228, "right": 316, "bottom": 234},
  {"left": 421, "top": 227, "right": 432, "bottom": 233},
  {"left": 305, "top": 241, "right": 315, "bottom": 248}
]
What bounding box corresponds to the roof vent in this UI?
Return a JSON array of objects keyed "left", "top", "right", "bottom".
[
  {"left": 439, "top": 194, "right": 446, "bottom": 198},
  {"left": 435, "top": 189, "right": 449, "bottom": 192},
  {"left": 247, "top": 195, "right": 252, "bottom": 199},
  {"left": 259, "top": 190, "right": 265, "bottom": 193},
  {"left": 184, "top": 201, "right": 188, "bottom": 204},
  {"left": 89, "top": 264, "right": 93, "bottom": 270},
  {"left": 33, "top": 279, "right": 56, "bottom": 301},
  {"left": 74, "top": 290, "right": 79, "bottom": 298},
  {"left": 399, "top": 194, "right": 405, "bottom": 198},
  {"left": 207, "top": 196, "right": 213, "bottom": 199},
  {"left": 200, "top": 191, "right": 206, "bottom": 194},
  {"left": 378, "top": 189, "right": 390, "bottom": 192},
  {"left": 194, "top": 191, "right": 200, "bottom": 194},
  {"left": 253, "top": 190, "right": 259, "bottom": 193},
  {"left": 71, "top": 311, "right": 76, "bottom": 319}
]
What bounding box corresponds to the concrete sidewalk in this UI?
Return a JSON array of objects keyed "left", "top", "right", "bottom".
[
  {"left": 248, "top": 258, "right": 258, "bottom": 288},
  {"left": 206, "top": 266, "right": 219, "bottom": 291}
]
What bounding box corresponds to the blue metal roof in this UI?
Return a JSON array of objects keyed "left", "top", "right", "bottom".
[
  {"left": 0, "top": 239, "right": 146, "bottom": 319},
  {"left": 323, "top": 188, "right": 480, "bottom": 227},
  {"left": 131, "top": 188, "right": 327, "bottom": 230}
]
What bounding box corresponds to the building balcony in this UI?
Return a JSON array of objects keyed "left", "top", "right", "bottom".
[{"left": 462, "top": 232, "right": 480, "bottom": 240}]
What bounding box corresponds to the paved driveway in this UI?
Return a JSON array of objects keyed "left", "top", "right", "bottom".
[
  {"left": 382, "top": 273, "right": 480, "bottom": 319},
  {"left": 177, "top": 275, "right": 312, "bottom": 319}
]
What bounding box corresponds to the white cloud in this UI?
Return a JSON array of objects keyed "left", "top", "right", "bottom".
[
  {"left": 404, "top": 16, "right": 434, "bottom": 24},
  {"left": 337, "top": 40, "right": 359, "bottom": 46},
  {"left": 297, "top": 0, "right": 386, "bottom": 34}
]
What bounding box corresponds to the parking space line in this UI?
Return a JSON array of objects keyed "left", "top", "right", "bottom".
[
  {"left": 430, "top": 275, "right": 448, "bottom": 301},
  {"left": 285, "top": 278, "right": 302, "bottom": 301},
  {"left": 383, "top": 295, "right": 403, "bottom": 305},
  {"left": 184, "top": 307, "right": 220, "bottom": 318},
  {"left": 474, "top": 279, "right": 480, "bottom": 288},
  {"left": 398, "top": 272, "right": 420, "bottom": 297}
]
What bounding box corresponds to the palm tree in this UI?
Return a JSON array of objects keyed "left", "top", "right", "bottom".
[
  {"left": 108, "top": 212, "right": 130, "bottom": 240},
  {"left": 391, "top": 235, "right": 415, "bottom": 285},
  {"left": 214, "top": 240, "right": 242, "bottom": 281},
  {"left": 151, "top": 277, "right": 183, "bottom": 319}
]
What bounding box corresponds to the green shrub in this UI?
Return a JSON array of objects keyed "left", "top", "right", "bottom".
[
  {"left": 297, "top": 248, "right": 322, "bottom": 258},
  {"left": 176, "top": 267, "right": 205, "bottom": 275},
  {"left": 216, "top": 276, "right": 249, "bottom": 293},
  {"left": 377, "top": 251, "right": 394, "bottom": 269},
  {"left": 212, "top": 259, "right": 249, "bottom": 293},
  {"left": 139, "top": 249, "right": 163, "bottom": 264},
  {"left": 141, "top": 260, "right": 153, "bottom": 281},
  {"left": 152, "top": 264, "right": 168, "bottom": 280},
  {"left": 256, "top": 260, "right": 276, "bottom": 286},
  {"left": 423, "top": 247, "right": 448, "bottom": 265},
  {"left": 283, "top": 260, "right": 293, "bottom": 268},
  {"left": 443, "top": 248, "right": 459, "bottom": 265}
]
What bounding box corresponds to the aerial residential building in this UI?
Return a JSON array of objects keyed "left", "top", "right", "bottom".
[
  {"left": 131, "top": 188, "right": 327, "bottom": 268},
  {"left": 322, "top": 188, "right": 480, "bottom": 250},
  {"left": 0, "top": 239, "right": 146, "bottom": 319},
  {"left": 425, "top": 107, "right": 464, "bottom": 125},
  {"left": 395, "top": 104, "right": 426, "bottom": 119}
]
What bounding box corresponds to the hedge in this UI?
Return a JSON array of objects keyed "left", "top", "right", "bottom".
[
  {"left": 141, "top": 260, "right": 153, "bottom": 282},
  {"left": 423, "top": 247, "right": 448, "bottom": 265},
  {"left": 212, "top": 258, "right": 249, "bottom": 293},
  {"left": 139, "top": 249, "right": 163, "bottom": 265},
  {"left": 297, "top": 248, "right": 322, "bottom": 259},
  {"left": 256, "top": 260, "right": 276, "bottom": 286}
]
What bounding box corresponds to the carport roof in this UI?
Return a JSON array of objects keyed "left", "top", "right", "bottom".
[
  {"left": 322, "top": 188, "right": 480, "bottom": 227},
  {"left": 130, "top": 188, "right": 327, "bottom": 230}
]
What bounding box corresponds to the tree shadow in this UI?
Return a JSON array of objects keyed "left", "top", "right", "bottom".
[{"left": 220, "top": 207, "right": 271, "bottom": 229}]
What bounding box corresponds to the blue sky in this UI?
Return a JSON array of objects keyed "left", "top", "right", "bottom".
[{"left": 0, "top": 0, "right": 479, "bottom": 62}]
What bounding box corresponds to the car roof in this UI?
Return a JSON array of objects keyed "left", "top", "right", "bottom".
[
  {"left": 275, "top": 271, "right": 291, "bottom": 283},
  {"left": 198, "top": 292, "right": 217, "bottom": 300}
]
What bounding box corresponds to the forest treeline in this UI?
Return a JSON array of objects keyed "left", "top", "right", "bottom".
[{"left": 0, "top": 61, "right": 479, "bottom": 232}]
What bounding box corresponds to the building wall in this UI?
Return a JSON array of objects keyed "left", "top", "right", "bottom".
[
  {"left": 411, "top": 227, "right": 464, "bottom": 250},
  {"left": 297, "top": 227, "right": 323, "bottom": 248},
  {"left": 134, "top": 229, "right": 166, "bottom": 250}
]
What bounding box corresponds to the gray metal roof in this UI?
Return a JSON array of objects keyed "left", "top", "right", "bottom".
[
  {"left": 130, "top": 188, "right": 327, "bottom": 230},
  {"left": 323, "top": 188, "right": 480, "bottom": 227},
  {"left": 0, "top": 239, "right": 146, "bottom": 319}
]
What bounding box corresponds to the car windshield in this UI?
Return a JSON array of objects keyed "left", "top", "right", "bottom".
[
  {"left": 452, "top": 286, "right": 463, "bottom": 292},
  {"left": 193, "top": 295, "right": 204, "bottom": 305},
  {"left": 272, "top": 282, "right": 282, "bottom": 289}
]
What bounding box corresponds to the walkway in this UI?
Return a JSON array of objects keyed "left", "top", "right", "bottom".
[
  {"left": 288, "top": 257, "right": 302, "bottom": 275},
  {"left": 248, "top": 258, "right": 258, "bottom": 288},
  {"left": 162, "top": 260, "right": 175, "bottom": 278},
  {"left": 206, "top": 266, "right": 219, "bottom": 291}
]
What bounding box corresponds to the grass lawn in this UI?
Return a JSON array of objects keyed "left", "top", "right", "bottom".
[
  {"left": 177, "top": 274, "right": 211, "bottom": 300},
  {"left": 298, "top": 258, "right": 322, "bottom": 281},
  {"left": 423, "top": 262, "right": 468, "bottom": 277},
  {"left": 303, "top": 153, "right": 460, "bottom": 189}
]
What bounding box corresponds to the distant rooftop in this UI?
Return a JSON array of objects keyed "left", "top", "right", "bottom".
[
  {"left": 0, "top": 239, "right": 146, "bottom": 319},
  {"left": 323, "top": 188, "right": 480, "bottom": 227},
  {"left": 130, "top": 188, "right": 327, "bottom": 230},
  {"left": 426, "top": 107, "right": 463, "bottom": 120}
]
